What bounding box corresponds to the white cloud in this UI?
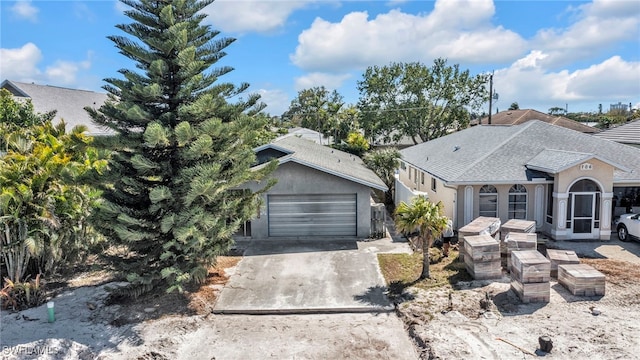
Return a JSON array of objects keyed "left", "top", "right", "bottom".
[
  {"left": 291, "top": 0, "right": 526, "bottom": 72},
  {"left": 511, "top": 51, "right": 549, "bottom": 71},
  {"left": 11, "top": 0, "right": 38, "bottom": 22},
  {"left": 493, "top": 55, "right": 640, "bottom": 112},
  {"left": 0, "top": 43, "right": 94, "bottom": 88},
  {"left": 294, "top": 72, "right": 351, "bottom": 92},
  {"left": 257, "top": 88, "right": 290, "bottom": 116},
  {"left": 202, "top": 0, "right": 310, "bottom": 33},
  {"left": 566, "top": 56, "right": 640, "bottom": 99},
  {"left": 73, "top": 2, "right": 96, "bottom": 22},
  {"left": 45, "top": 59, "right": 92, "bottom": 85},
  {"left": 0, "top": 43, "right": 42, "bottom": 81},
  {"left": 532, "top": 0, "right": 640, "bottom": 68}
]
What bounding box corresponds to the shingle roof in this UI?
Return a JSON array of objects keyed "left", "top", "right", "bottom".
[
  {"left": 525, "top": 149, "right": 594, "bottom": 173},
  {"left": 284, "top": 127, "right": 330, "bottom": 145},
  {"left": 1, "top": 80, "right": 112, "bottom": 136},
  {"left": 258, "top": 136, "right": 388, "bottom": 191},
  {"left": 480, "top": 109, "right": 600, "bottom": 134},
  {"left": 400, "top": 120, "right": 640, "bottom": 184},
  {"left": 594, "top": 119, "right": 640, "bottom": 146}
]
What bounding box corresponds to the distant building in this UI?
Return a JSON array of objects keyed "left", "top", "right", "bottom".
[
  {"left": 1, "top": 79, "right": 111, "bottom": 136},
  {"left": 609, "top": 102, "right": 630, "bottom": 113}
]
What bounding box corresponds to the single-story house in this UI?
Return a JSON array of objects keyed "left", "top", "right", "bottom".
[
  {"left": 241, "top": 135, "right": 388, "bottom": 239},
  {"left": 594, "top": 118, "right": 640, "bottom": 148},
  {"left": 396, "top": 120, "right": 640, "bottom": 241},
  {"left": 478, "top": 109, "right": 600, "bottom": 134},
  {"left": 1, "top": 79, "right": 111, "bottom": 136}
]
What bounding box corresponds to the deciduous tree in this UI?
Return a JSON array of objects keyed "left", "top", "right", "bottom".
[
  {"left": 363, "top": 147, "right": 401, "bottom": 205},
  {"left": 281, "top": 86, "right": 344, "bottom": 141},
  {"left": 358, "top": 59, "right": 488, "bottom": 145}
]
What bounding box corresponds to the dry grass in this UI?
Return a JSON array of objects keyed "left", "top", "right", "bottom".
[
  {"left": 187, "top": 256, "right": 241, "bottom": 315},
  {"left": 581, "top": 258, "right": 640, "bottom": 284},
  {"left": 377, "top": 246, "right": 472, "bottom": 293}
]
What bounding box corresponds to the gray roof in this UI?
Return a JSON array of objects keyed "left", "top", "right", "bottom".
[
  {"left": 256, "top": 136, "right": 388, "bottom": 191},
  {"left": 1, "top": 80, "right": 112, "bottom": 136},
  {"left": 400, "top": 120, "right": 640, "bottom": 184},
  {"left": 284, "top": 127, "right": 330, "bottom": 145},
  {"left": 594, "top": 119, "right": 640, "bottom": 146}
]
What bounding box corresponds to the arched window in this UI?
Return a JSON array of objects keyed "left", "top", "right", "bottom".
[
  {"left": 479, "top": 185, "right": 498, "bottom": 217},
  {"left": 570, "top": 179, "right": 599, "bottom": 192},
  {"left": 509, "top": 184, "right": 527, "bottom": 219}
]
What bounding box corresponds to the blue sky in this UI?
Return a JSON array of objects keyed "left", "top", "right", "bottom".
[{"left": 1, "top": 0, "right": 639, "bottom": 116}]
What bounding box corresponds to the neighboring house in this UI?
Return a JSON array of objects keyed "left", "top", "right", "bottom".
[
  {"left": 284, "top": 127, "right": 330, "bottom": 145},
  {"left": 396, "top": 120, "right": 640, "bottom": 241},
  {"left": 241, "top": 135, "right": 388, "bottom": 239},
  {"left": 478, "top": 109, "right": 600, "bottom": 134},
  {"left": 1, "top": 79, "right": 111, "bottom": 136},
  {"left": 594, "top": 119, "right": 640, "bottom": 148}
]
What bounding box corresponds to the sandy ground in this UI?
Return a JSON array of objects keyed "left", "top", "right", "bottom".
[
  {"left": 0, "top": 283, "right": 417, "bottom": 360},
  {"left": 395, "top": 256, "right": 640, "bottom": 359},
  {"left": 2, "top": 240, "right": 640, "bottom": 359}
]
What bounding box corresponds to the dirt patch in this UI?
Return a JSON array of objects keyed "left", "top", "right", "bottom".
[
  {"left": 103, "top": 256, "right": 242, "bottom": 326},
  {"left": 383, "top": 250, "right": 640, "bottom": 359}
]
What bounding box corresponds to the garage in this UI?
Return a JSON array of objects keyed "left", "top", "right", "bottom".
[{"left": 268, "top": 194, "right": 357, "bottom": 237}]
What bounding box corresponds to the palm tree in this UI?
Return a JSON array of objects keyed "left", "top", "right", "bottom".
[{"left": 394, "top": 197, "right": 448, "bottom": 279}]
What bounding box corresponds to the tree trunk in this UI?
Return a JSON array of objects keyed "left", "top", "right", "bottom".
[{"left": 420, "top": 235, "right": 430, "bottom": 279}]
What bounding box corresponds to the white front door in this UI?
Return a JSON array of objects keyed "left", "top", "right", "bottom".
[{"left": 571, "top": 192, "right": 598, "bottom": 239}]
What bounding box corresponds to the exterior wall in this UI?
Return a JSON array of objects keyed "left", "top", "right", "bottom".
[
  {"left": 550, "top": 159, "right": 615, "bottom": 240},
  {"left": 396, "top": 162, "right": 457, "bottom": 224},
  {"left": 399, "top": 160, "right": 620, "bottom": 241},
  {"left": 459, "top": 183, "right": 548, "bottom": 229},
  {"left": 244, "top": 162, "right": 374, "bottom": 239}
]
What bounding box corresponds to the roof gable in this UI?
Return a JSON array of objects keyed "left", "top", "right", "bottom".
[
  {"left": 255, "top": 136, "right": 387, "bottom": 191},
  {"left": 525, "top": 149, "right": 629, "bottom": 174}
]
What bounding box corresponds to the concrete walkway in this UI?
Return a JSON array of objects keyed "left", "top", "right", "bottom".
[
  {"left": 214, "top": 237, "right": 411, "bottom": 314},
  {"left": 546, "top": 235, "right": 640, "bottom": 264}
]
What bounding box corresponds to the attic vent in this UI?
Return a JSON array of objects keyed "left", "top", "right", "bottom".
[{"left": 453, "top": 145, "right": 460, "bottom": 152}]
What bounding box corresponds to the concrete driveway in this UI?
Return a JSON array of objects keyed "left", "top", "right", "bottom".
[{"left": 213, "top": 238, "right": 410, "bottom": 314}]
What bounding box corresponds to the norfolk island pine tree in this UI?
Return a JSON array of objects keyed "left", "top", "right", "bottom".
[{"left": 86, "top": 0, "right": 276, "bottom": 298}]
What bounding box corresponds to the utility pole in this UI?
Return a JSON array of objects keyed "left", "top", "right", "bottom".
[{"left": 488, "top": 72, "right": 494, "bottom": 125}]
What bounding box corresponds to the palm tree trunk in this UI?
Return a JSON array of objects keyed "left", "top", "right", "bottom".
[{"left": 420, "top": 235, "right": 430, "bottom": 279}]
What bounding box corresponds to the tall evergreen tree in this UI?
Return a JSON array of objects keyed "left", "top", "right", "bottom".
[{"left": 87, "top": 0, "right": 275, "bottom": 297}]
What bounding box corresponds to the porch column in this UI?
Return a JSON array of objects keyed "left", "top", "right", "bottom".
[
  {"left": 464, "top": 186, "right": 473, "bottom": 225},
  {"left": 534, "top": 185, "right": 544, "bottom": 227},
  {"left": 556, "top": 192, "right": 569, "bottom": 229},
  {"left": 601, "top": 192, "right": 613, "bottom": 240}
]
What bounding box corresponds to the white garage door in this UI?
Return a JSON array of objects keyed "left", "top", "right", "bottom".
[{"left": 268, "top": 194, "right": 357, "bottom": 237}]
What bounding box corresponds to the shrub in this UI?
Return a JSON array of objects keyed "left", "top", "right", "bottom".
[{"left": 0, "top": 274, "right": 46, "bottom": 311}]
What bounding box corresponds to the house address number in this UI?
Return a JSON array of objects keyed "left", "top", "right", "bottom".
[{"left": 580, "top": 163, "right": 593, "bottom": 171}]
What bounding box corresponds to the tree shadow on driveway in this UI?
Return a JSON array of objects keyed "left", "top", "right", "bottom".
[{"left": 353, "top": 284, "right": 395, "bottom": 310}]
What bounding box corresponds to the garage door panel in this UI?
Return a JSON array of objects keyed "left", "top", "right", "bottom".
[
  {"left": 268, "top": 194, "right": 357, "bottom": 237},
  {"left": 268, "top": 224, "right": 356, "bottom": 237}
]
